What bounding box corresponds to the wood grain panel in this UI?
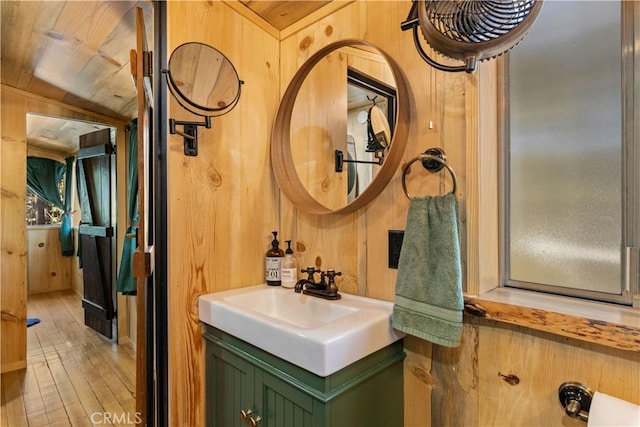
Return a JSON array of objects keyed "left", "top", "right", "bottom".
[
  {"left": 27, "top": 114, "right": 113, "bottom": 154},
  {"left": 278, "top": 3, "right": 640, "bottom": 427},
  {"left": 362, "top": 2, "right": 419, "bottom": 303},
  {"left": 62, "top": 2, "right": 139, "bottom": 112},
  {"left": 27, "top": 135, "right": 88, "bottom": 299},
  {"left": 1, "top": 88, "right": 29, "bottom": 374},
  {"left": 1, "top": 291, "right": 136, "bottom": 427},
  {"left": 240, "top": 1, "right": 332, "bottom": 31},
  {"left": 278, "top": 5, "right": 453, "bottom": 424},
  {"left": 26, "top": 228, "right": 72, "bottom": 294},
  {"left": 464, "top": 297, "right": 640, "bottom": 352},
  {"left": 402, "top": 336, "right": 433, "bottom": 427},
  {"left": 0, "top": 1, "right": 66, "bottom": 88},
  {"left": 0, "top": 1, "right": 150, "bottom": 121},
  {"left": 167, "top": 2, "right": 281, "bottom": 425},
  {"left": 277, "top": 0, "right": 365, "bottom": 299},
  {"left": 34, "top": 2, "right": 136, "bottom": 93},
  {"left": 431, "top": 320, "right": 479, "bottom": 427},
  {"left": 161, "top": 2, "right": 640, "bottom": 427},
  {"left": 465, "top": 60, "right": 499, "bottom": 295},
  {"left": 0, "top": 372, "right": 28, "bottom": 427},
  {"left": 134, "top": 6, "right": 149, "bottom": 420},
  {"left": 476, "top": 319, "right": 640, "bottom": 426}
]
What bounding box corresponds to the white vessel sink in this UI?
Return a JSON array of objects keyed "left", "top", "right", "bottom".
[{"left": 199, "top": 284, "right": 403, "bottom": 376}]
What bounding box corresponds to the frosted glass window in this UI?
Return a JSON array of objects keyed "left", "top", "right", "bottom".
[{"left": 507, "top": 1, "right": 622, "bottom": 296}]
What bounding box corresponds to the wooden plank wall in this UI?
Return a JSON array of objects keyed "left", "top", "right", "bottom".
[
  {"left": 278, "top": 3, "right": 468, "bottom": 426},
  {"left": 27, "top": 144, "right": 83, "bottom": 295},
  {"left": 24, "top": 147, "right": 79, "bottom": 296},
  {"left": 166, "top": 2, "right": 281, "bottom": 425},
  {"left": 278, "top": 3, "right": 640, "bottom": 426},
  {"left": 26, "top": 227, "right": 72, "bottom": 294},
  {"left": 0, "top": 85, "right": 127, "bottom": 373},
  {"left": 167, "top": 1, "right": 639, "bottom": 426}
]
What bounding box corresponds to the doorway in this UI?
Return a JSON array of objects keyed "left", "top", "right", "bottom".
[{"left": 26, "top": 113, "right": 135, "bottom": 347}]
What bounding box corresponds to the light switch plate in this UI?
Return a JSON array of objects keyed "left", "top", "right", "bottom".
[{"left": 388, "top": 230, "right": 404, "bottom": 269}]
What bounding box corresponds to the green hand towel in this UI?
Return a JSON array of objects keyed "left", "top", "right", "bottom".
[{"left": 392, "top": 193, "right": 463, "bottom": 347}]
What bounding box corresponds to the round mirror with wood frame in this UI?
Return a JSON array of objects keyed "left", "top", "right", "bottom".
[{"left": 271, "top": 40, "right": 410, "bottom": 215}]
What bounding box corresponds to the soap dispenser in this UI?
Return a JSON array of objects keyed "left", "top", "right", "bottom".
[
  {"left": 281, "top": 240, "right": 298, "bottom": 289},
  {"left": 265, "top": 231, "right": 284, "bottom": 286}
]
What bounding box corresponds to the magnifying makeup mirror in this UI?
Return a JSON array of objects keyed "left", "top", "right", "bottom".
[{"left": 163, "top": 42, "right": 243, "bottom": 156}]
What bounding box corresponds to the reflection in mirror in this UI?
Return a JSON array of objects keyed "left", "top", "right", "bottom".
[
  {"left": 271, "top": 40, "right": 410, "bottom": 215},
  {"left": 167, "top": 42, "right": 241, "bottom": 114},
  {"left": 344, "top": 68, "right": 396, "bottom": 202},
  {"left": 289, "top": 44, "right": 399, "bottom": 211}
]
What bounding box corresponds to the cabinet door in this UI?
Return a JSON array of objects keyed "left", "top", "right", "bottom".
[
  {"left": 206, "top": 343, "right": 255, "bottom": 427},
  {"left": 254, "top": 369, "right": 325, "bottom": 427}
]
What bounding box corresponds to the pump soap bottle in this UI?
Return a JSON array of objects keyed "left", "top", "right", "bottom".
[
  {"left": 265, "top": 231, "right": 284, "bottom": 286},
  {"left": 281, "top": 240, "right": 298, "bottom": 289}
]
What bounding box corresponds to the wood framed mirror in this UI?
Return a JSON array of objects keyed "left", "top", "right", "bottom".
[{"left": 271, "top": 39, "right": 410, "bottom": 215}]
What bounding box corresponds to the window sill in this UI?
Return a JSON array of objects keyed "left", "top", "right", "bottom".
[
  {"left": 27, "top": 224, "right": 61, "bottom": 230},
  {"left": 463, "top": 288, "right": 640, "bottom": 352}
]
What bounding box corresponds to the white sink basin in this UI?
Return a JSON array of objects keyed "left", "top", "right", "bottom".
[{"left": 199, "top": 284, "right": 403, "bottom": 376}]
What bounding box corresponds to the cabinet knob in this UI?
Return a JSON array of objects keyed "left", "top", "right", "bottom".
[
  {"left": 240, "top": 409, "right": 252, "bottom": 421},
  {"left": 249, "top": 415, "right": 262, "bottom": 427}
]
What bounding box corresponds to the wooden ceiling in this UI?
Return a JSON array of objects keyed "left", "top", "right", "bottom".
[
  {"left": 27, "top": 114, "right": 114, "bottom": 155},
  {"left": 240, "top": 1, "right": 332, "bottom": 30},
  {"left": 1, "top": 1, "right": 152, "bottom": 121},
  {"left": 1, "top": 1, "right": 333, "bottom": 123},
  {"left": 1, "top": 1, "right": 335, "bottom": 152}
]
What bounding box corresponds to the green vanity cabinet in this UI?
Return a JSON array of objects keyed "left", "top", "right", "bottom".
[{"left": 203, "top": 325, "right": 405, "bottom": 427}]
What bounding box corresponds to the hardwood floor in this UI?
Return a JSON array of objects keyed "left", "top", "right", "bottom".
[{"left": 1, "top": 291, "right": 136, "bottom": 427}]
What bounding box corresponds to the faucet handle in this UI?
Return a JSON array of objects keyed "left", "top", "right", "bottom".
[
  {"left": 325, "top": 270, "right": 342, "bottom": 294},
  {"left": 325, "top": 269, "right": 342, "bottom": 280},
  {"left": 301, "top": 266, "right": 320, "bottom": 281}
]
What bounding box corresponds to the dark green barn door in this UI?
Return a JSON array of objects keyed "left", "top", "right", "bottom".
[{"left": 77, "top": 128, "right": 116, "bottom": 339}]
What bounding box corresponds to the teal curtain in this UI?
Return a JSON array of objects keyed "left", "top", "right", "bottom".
[
  {"left": 27, "top": 156, "right": 74, "bottom": 257},
  {"left": 75, "top": 159, "right": 83, "bottom": 268},
  {"left": 26, "top": 156, "right": 65, "bottom": 209},
  {"left": 60, "top": 156, "right": 75, "bottom": 256},
  {"left": 116, "top": 119, "right": 138, "bottom": 295}
]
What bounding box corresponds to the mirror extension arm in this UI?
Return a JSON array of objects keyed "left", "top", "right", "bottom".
[
  {"left": 169, "top": 117, "right": 211, "bottom": 156},
  {"left": 334, "top": 149, "right": 383, "bottom": 173}
]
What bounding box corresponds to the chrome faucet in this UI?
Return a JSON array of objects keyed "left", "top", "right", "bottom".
[{"left": 294, "top": 267, "right": 342, "bottom": 300}]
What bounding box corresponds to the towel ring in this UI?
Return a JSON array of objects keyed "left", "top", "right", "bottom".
[{"left": 402, "top": 148, "right": 457, "bottom": 199}]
